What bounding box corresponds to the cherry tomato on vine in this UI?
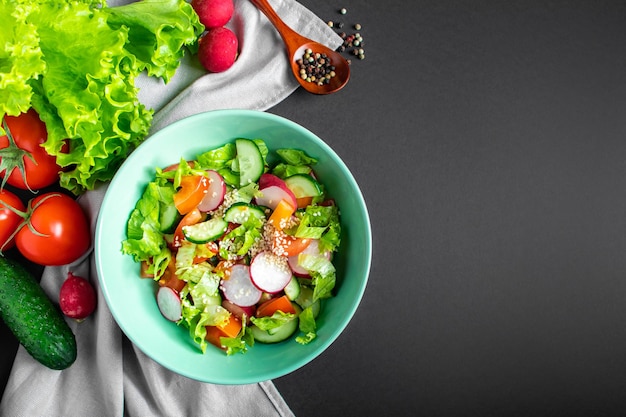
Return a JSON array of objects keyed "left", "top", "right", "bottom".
[
  {"left": 16, "top": 193, "right": 91, "bottom": 266},
  {"left": 0, "top": 109, "right": 63, "bottom": 190},
  {"left": 0, "top": 189, "right": 26, "bottom": 251}
]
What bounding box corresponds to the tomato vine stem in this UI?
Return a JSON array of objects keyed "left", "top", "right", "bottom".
[{"left": 0, "top": 193, "right": 61, "bottom": 252}]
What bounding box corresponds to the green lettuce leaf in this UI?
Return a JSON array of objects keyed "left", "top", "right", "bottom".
[
  {"left": 122, "top": 181, "right": 169, "bottom": 262},
  {"left": 196, "top": 143, "right": 237, "bottom": 171},
  {"left": 296, "top": 306, "right": 317, "bottom": 345},
  {"left": 276, "top": 149, "right": 318, "bottom": 166},
  {"left": 272, "top": 148, "right": 317, "bottom": 179},
  {"left": 298, "top": 254, "right": 336, "bottom": 301},
  {"left": 250, "top": 311, "right": 296, "bottom": 332},
  {"left": 105, "top": 0, "right": 202, "bottom": 82},
  {"left": 181, "top": 301, "right": 230, "bottom": 354},
  {"left": 218, "top": 215, "right": 264, "bottom": 259},
  {"left": 0, "top": 1, "right": 45, "bottom": 128},
  {"left": 1, "top": 0, "right": 204, "bottom": 194},
  {"left": 293, "top": 205, "right": 341, "bottom": 253},
  {"left": 220, "top": 323, "right": 254, "bottom": 356}
]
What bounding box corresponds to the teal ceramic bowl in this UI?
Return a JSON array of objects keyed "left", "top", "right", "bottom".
[{"left": 95, "top": 109, "right": 371, "bottom": 385}]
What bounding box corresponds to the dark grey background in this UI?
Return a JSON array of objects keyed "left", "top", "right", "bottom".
[{"left": 3, "top": 0, "right": 626, "bottom": 416}]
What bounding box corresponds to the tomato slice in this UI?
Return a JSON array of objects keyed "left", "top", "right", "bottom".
[
  {"left": 140, "top": 261, "right": 154, "bottom": 278},
  {"left": 158, "top": 258, "right": 186, "bottom": 292},
  {"left": 173, "top": 175, "right": 209, "bottom": 215}
]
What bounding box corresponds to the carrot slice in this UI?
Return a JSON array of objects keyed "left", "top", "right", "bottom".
[
  {"left": 296, "top": 196, "right": 313, "bottom": 209},
  {"left": 268, "top": 199, "right": 295, "bottom": 231},
  {"left": 256, "top": 295, "right": 296, "bottom": 317},
  {"left": 205, "top": 317, "right": 243, "bottom": 349},
  {"left": 219, "top": 316, "right": 243, "bottom": 338},
  {"left": 173, "top": 175, "right": 209, "bottom": 215}
]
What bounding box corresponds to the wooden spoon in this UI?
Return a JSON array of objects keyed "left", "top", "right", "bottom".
[{"left": 250, "top": 0, "right": 350, "bottom": 95}]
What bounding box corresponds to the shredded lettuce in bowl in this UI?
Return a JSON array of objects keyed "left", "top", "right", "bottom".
[{"left": 0, "top": 0, "right": 204, "bottom": 194}]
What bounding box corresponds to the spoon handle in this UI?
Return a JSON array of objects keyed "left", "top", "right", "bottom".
[{"left": 249, "top": 0, "right": 304, "bottom": 52}]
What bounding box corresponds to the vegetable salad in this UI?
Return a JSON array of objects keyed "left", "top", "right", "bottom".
[{"left": 122, "top": 138, "right": 341, "bottom": 355}]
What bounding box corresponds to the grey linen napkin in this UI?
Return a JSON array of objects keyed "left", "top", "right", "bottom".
[{"left": 0, "top": 1, "right": 342, "bottom": 416}]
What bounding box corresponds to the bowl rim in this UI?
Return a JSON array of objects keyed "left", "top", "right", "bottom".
[{"left": 95, "top": 109, "right": 372, "bottom": 384}]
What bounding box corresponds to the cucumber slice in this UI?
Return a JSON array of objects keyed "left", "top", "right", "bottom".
[
  {"left": 182, "top": 217, "right": 228, "bottom": 243},
  {"left": 283, "top": 275, "right": 301, "bottom": 301},
  {"left": 236, "top": 138, "right": 264, "bottom": 187},
  {"left": 250, "top": 303, "right": 301, "bottom": 343},
  {"left": 223, "top": 202, "right": 266, "bottom": 224},
  {"left": 284, "top": 174, "right": 322, "bottom": 198},
  {"left": 250, "top": 318, "right": 298, "bottom": 343},
  {"left": 159, "top": 203, "right": 181, "bottom": 234}
]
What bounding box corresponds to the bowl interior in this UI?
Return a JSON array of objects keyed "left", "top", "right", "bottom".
[{"left": 95, "top": 109, "right": 371, "bottom": 384}]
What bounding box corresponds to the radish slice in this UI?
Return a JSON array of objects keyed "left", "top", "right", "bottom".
[
  {"left": 198, "top": 170, "right": 226, "bottom": 212},
  {"left": 259, "top": 173, "right": 285, "bottom": 189},
  {"left": 250, "top": 251, "right": 293, "bottom": 293},
  {"left": 255, "top": 175, "right": 297, "bottom": 210},
  {"left": 287, "top": 239, "right": 331, "bottom": 277},
  {"left": 222, "top": 300, "right": 255, "bottom": 324},
  {"left": 156, "top": 286, "right": 182, "bottom": 322},
  {"left": 255, "top": 186, "right": 297, "bottom": 210},
  {"left": 220, "top": 264, "right": 262, "bottom": 307}
]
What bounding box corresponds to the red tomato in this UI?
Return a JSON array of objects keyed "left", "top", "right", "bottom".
[
  {"left": 16, "top": 193, "right": 91, "bottom": 266},
  {"left": 158, "top": 258, "right": 186, "bottom": 292},
  {"left": 0, "top": 189, "right": 26, "bottom": 251},
  {"left": 0, "top": 109, "right": 64, "bottom": 190},
  {"left": 173, "top": 175, "right": 209, "bottom": 214}
]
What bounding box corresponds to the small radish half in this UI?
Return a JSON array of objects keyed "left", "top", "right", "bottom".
[
  {"left": 157, "top": 286, "right": 182, "bottom": 322},
  {"left": 198, "top": 170, "right": 226, "bottom": 212},
  {"left": 250, "top": 251, "right": 293, "bottom": 293},
  {"left": 220, "top": 264, "right": 262, "bottom": 307},
  {"left": 287, "top": 239, "right": 331, "bottom": 277}
]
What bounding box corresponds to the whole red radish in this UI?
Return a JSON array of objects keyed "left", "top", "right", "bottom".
[
  {"left": 59, "top": 272, "right": 96, "bottom": 320},
  {"left": 191, "top": 0, "right": 234, "bottom": 29},
  {"left": 198, "top": 27, "right": 239, "bottom": 73}
]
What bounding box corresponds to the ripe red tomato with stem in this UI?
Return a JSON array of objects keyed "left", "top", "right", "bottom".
[
  {"left": 0, "top": 109, "right": 65, "bottom": 191},
  {"left": 0, "top": 189, "right": 26, "bottom": 251},
  {"left": 12, "top": 193, "right": 91, "bottom": 266}
]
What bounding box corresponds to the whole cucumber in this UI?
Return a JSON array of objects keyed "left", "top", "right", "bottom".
[{"left": 0, "top": 257, "right": 77, "bottom": 370}]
